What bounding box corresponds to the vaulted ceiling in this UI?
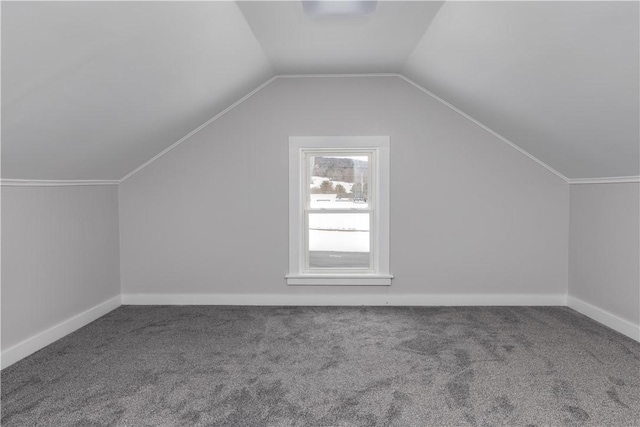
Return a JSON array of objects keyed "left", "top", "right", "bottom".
[
  {"left": 2, "top": 2, "right": 272, "bottom": 180},
  {"left": 2, "top": 1, "right": 638, "bottom": 181},
  {"left": 403, "top": 1, "right": 639, "bottom": 179}
]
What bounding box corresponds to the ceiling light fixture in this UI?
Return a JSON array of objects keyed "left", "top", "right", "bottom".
[{"left": 302, "top": 0, "right": 378, "bottom": 17}]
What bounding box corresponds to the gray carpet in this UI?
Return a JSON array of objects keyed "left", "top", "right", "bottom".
[{"left": 2, "top": 306, "right": 639, "bottom": 426}]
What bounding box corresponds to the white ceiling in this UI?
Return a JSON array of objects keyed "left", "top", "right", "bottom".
[
  {"left": 404, "top": 1, "right": 639, "bottom": 179},
  {"left": 1, "top": 2, "right": 272, "bottom": 180},
  {"left": 237, "top": 1, "right": 443, "bottom": 74},
  {"left": 1, "top": 1, "right": 638, "bottom": 180}
]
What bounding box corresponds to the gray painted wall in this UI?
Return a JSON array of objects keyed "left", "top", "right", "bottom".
[
  {"left": 569, "top": 183, "right": 640, "bottom": 325},
  {"left": 119, "top": 76, "right": 569, "bottom": 297},
  {"left": 1, "top": 185, "right": 120, "bottom": 350}
]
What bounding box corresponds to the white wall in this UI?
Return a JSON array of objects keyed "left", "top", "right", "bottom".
[
  {"left": 119, "top": 76, "right": 569, "bottom": 301},
  {"left": 1, "top": 185, "right": 121, "bottom": 364},
  {"left": 569, "top": 183, "right": 640, "bottom": 339}
]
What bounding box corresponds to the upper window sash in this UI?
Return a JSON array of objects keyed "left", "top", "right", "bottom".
[{"left": 303, "top": 150, "right": 374, "bottom": 211}]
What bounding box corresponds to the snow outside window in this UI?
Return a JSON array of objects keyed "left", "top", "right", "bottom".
[{"left": 287, "top": 136, "right": 392, "bottom": 286}]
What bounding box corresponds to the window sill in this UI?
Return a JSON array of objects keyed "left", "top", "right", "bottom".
[{"left": 285, "top": 274, "right": 393, "bottom": 286}]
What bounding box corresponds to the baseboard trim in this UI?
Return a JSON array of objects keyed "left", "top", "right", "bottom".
[
  {"left": 119, "top": 76, "right": 278, "bottom": 183},
  {"left": 3, "top": 294, "right": 633, "bottom": 369},
  {"left": 121, "top": 293, "right": 566, "bottom": 307},
  {"left": 1, "top": 295, "right": 122, "bottom": 370},
  {"left": 568, "top": 296, "right": 639, "bottom": 342}
]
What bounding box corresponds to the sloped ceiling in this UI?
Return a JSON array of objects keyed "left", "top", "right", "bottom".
[
  {"left": 1, "top": 1, "right": 638, "bottom": 181},
  {"left": 404, "top": 1, "right": 639, "bottom": 179},
  {"left": 1, "top": 1, "right": 272, "bottom": 180}
]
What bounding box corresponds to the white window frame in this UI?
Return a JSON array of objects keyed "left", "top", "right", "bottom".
[{"left": 286, "top": 136, "right": 392, "bottom": 286}]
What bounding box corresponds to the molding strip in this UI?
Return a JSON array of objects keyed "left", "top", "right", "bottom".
[
  {"left": 4, "top": 293, "right": 635, "bottom": 367},
  {"left": 4, "top": 74, "right": 634, "bottom": 186},
  {"left": 117, "top": 73, "right": 574, "bottom": 185},
  {"left": 1, "top": 295, "right": 122, "bottom": 370},
  {"left": 121, "top": 293, "right": 566, "bottom": 307},
  {"left": 277, "top": 73, "right": 401, "bottom": 79},
  {"left": 119, "top": 76, "right": 279, "bottom": 183},
  {"left": 397, "top": 75, "right": 570, "bottom": 183},
  {"left": 568, "top": 296, "right": 639, "bottom": 342},
  {"left": 568, "top": 176, "right": 640, "bottom": 185},
  {"left": 1, "top": 179, "right": 119, "bottom": 187}
]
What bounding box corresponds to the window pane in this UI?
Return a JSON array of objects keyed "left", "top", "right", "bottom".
[
  {"left": 309, "top": 155, "right": 369, "bottom": 209},
  {"left": 308, "top": 213, "right": 370, "bottom": 269}
]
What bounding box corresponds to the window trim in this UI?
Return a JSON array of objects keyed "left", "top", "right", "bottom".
[
  {"left": 286, "top": 136, "right": 392, "bottom": 286},
  {"left": 303, "top": 149, "right": 374, "bottom": 275}
]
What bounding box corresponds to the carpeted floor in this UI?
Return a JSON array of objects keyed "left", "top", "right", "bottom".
[{"left": 1, "top": 306, "right": 639, "bottom": 426}]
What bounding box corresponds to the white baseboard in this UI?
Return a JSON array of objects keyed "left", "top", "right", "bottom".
[
  {"left": 121, "top": 293, "right": 566, "bottom": 307},
  {"left": 1, "top": 295, "right": 122, "bottom": 370},
  {"left": 568, "top": 296, "right": 639, "bottom": 342},
  {"left": 3, "top": 293, "right": 633, "bottom": 370}
]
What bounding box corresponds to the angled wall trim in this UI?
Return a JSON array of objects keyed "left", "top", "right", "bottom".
[
  {"left": 5, "top": 74, "right": 631, "bottom": 185},
  {"left": 568, "top": 176, "right": 640, "bottom": 185},
  {"left": 0, "top": 179, "right": 119, "bottom": 187},
  {"left": 118, "top": 74, "right": 400, "bottom": 182},
  {"left": 119, "top": 76, "right": 279, "bottom": 182},
  {"left": 116, "top": 73, "right": 575, "bottom": 184},
  {"left": 396, "top": 75, "right": 570, "bottom": 183}
]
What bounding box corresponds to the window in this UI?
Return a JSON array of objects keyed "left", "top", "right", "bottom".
[{"left": 287, "top": 136, "right": 391, "bottom": 286}]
